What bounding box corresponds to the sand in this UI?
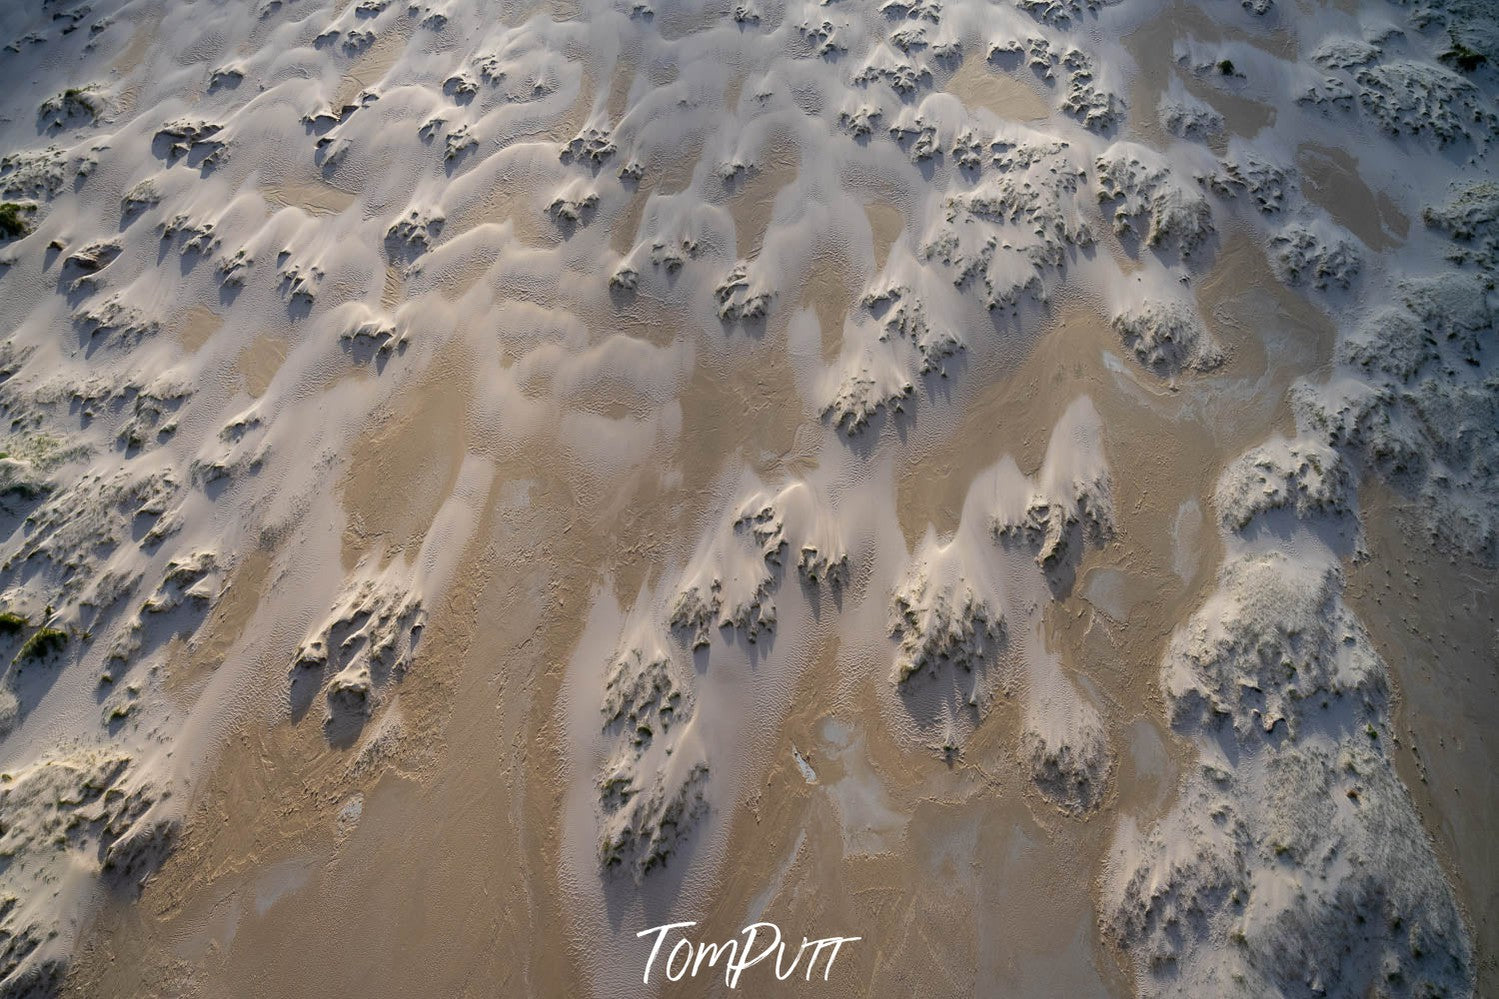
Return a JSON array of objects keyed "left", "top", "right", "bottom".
[{"left": 0, "top": 0, "right": 1493, "bottom": 995}]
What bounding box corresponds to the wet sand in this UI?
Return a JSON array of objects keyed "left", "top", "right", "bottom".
[
  {"left": 1346, "top": 490, "right": 1499, "bottom": 994},
  {"left": 1296, "top": 143, "right": 1409, "bottom": 251}
]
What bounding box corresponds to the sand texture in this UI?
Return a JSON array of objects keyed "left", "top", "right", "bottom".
[{"left": 0, "top": 0, "right": 1494, "bottom": 994}]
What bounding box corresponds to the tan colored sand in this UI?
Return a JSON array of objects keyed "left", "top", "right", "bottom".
[
  {"left": 727, "top": 132, "right": 800, "bottom": 261},
  {"left": 110, "top": 5, "right": 162, "bottom": 76},
  {"left": 175, "top": 305, "right": 223, "bottom": 354},
  {"left": 796, "top": 246, "right": 858, "bottom": 363},
  {"left": 1346, "top": 488, "right": 1499, "bottom": 994},
  {"left": 164, "top": 548, "right": 275, "bottom": 699},
  {"left": 1296, "top": 143, "right": 1409, "bottom": 251},
  {"left": 262, "top": 178, "right": 358, "bottom": 218},
  {"left": 1124, "top": 5, "right": 1288, "bottom": 151},
  {"left": 333, "top": 29, "right": 409, "bottom": 109},
  {"left": 944, "top": 57, "right": 1050, "bottom": 123},
  {"left": 338, "top": 339, "right": 476, "bottom": 568},
  {"left": 864, "top": 203, "right": 902, "bottom": 273},
  {"left": 234, "top": 333, "right": 288, "bottom": 398}
]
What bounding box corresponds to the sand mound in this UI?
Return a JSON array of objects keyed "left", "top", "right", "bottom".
[
  {"left": 0, "top": 750, "right": 176, "bottom": 996},
  {"left": 890, "top": 545, "right": 1005, "bottom": 687},
  {"left": 1214, "top": 436, "right": 1351, "bottom": 531},
  {"left": 1112, "top": 300, "right": 1224, "bottom": 376},
  {"left": 291, "top": 563, "right": 425, "bottom": 737},
  {"left": 1108, "top": 427, "right": 1473, "bottom": 995}
]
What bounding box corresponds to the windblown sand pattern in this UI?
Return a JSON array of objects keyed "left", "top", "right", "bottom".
[{"left": 0, "top": 0, "right": 1494, "bottom": 994}]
